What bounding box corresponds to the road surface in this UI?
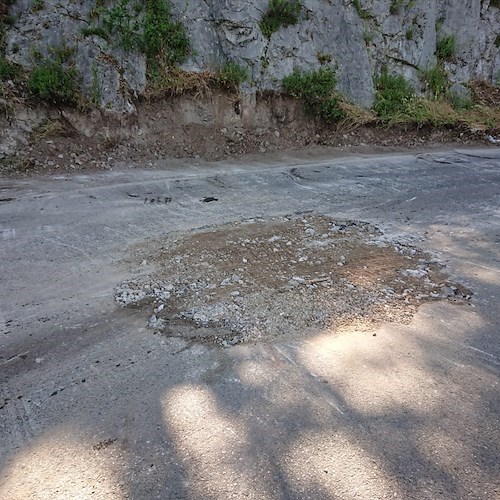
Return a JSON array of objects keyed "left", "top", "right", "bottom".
[{"left": 1, "top": 148, "right": 499, "bottom": 499}]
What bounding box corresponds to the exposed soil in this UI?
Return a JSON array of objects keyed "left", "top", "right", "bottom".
[
  {"left": 0, "top": 91, "right": 496, "bottom": 178},
  {"left": 116, "top": 214, "right": 472, "bottom": 347}
]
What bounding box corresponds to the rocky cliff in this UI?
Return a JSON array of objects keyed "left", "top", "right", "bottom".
[{"left": 2, "top": 0, "right": 499, "bottom": 114}]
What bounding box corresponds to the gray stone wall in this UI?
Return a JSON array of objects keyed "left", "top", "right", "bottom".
[{"left": 2, "top": 0, "right": 499, "bottom": 112}]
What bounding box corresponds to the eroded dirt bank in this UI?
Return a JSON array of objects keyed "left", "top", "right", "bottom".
[{"left": 1, "top": 90, "right": 496, "bottom": 177}]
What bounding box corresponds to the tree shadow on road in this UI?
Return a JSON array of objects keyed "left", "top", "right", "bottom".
[{"left": 1, "top": 217, "right": 499, "bottom": 499}]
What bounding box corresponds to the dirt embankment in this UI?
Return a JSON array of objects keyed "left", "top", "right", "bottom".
[{"left": 1, "top": 89, "right": 497, "bottom": 177}]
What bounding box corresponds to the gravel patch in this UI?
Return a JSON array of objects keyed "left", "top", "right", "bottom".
[{"left": 115, "top": 215, "right": 472, "bottom": 347}]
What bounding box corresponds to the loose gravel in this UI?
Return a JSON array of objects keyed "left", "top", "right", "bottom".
[{"left": 115, "top": 215, "right": 472, "bottom": 347}]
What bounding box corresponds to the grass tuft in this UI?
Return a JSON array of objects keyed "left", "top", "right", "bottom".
[
  {"left": 28, "top": 60, "right": 79, "bottom": 105},
  {"left": 143, "top": 0, "right": 190, "bottom": 73},
  {"left": 0, "top": 56, "right": 22, "bottom": 81},
  {"left": 352, "top": 0, "right": 371, "bottom": 19},
  {"left": 422, "top": 65, "right": 449, "bottom": 98},
  {"left": 437, "top": 35, "right": 455, "bottom": 61},
  {"left": 373, "top": 69, "right": 414, "bottom": 119},
  {"left": 282, "top": 67, "right": 345, "bottom": 122},
  {"left": 215, "top": 62, "right": 248, "bottom": 89},
  {"left": 373, "top": 72, "right": 499, "bottom": 131},
  {"left": 260, "top": 0, "right": 302, "bottom": 38}
]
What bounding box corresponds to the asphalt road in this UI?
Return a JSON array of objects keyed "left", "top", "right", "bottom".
[{"left": 1, "top": 148, "right": 499, "bottom": 499}]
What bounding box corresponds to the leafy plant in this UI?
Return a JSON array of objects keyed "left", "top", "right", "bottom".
[
  {"left": 101, "top": 0, "right": 142, "bottom": 51},
  {"left": 215, "top": 61, "right": 248, "bottom": 89},
  {"left": 28, "top": 59, "right": 80, "bottom": 104},
  {"left": 0, "top": 56, "right": 21, "bottom": 80},
  {"left": 373, "top": 69, "right": 414, "bottom": 119},
  {"left": 282, "top": 67, "right": 345, "bottom": 123},
  {"left": 142, "top": 0, "right": 190, "bottom": 72},
  {"left": 422, "top": 65, "right": 448, "bottom": 98},
  {"left": 448, "top": 94, "right": 472, "bottom": 111},
  {"left": 91, "top": 63, "right": 101, "bottom": 105},
  {"left": 260, "top": 0, "right": 302, "bottom": 38},
  {"left": 437, "top": 35, "right": 455, "bottom": 61},
  {"left": 83, "top": 0, "right": 190, "bottom": 81}
]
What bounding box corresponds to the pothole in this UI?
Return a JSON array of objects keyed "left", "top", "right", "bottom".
[{"left": 115, "top": 214, "right": 472, "bottom": 347}]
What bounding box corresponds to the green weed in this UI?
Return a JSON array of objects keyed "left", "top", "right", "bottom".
[
  {"left": 0, "top": 0, "right": 16, "bottom": 24},
  {"left": 448, "top": 94, "right": 472, "bottom": 111},
  {"left": 101, "top": 0, "right": 142, "bottom": 51},
  {"left": 422, "top": 65, "right": 448, "bottom": 98},
  {"left": 142, "top": 0, "right": 190, "bottom": 72},
  {"left": 282, "top": 67, "right": 345, "bottom": 122},
  {"left": 0, "top": 56, "right": 21, "bottom": 80},
  {"left": 3, "top": 14, "right": 15, "bottom": 26},
  {"left": 352, "top": 0, "right": 371, "bottom": 19},
  {"left": 437, "top": 35, "right": 455, "bottom": 61},
  {"left": 81, "top": 26, "right": 110, "bottom": 40},
  {"left": 83, "top": 0, "right": 190, "bottom": 81},
  {"left": 28, "top": 59, "right": 80, "bottom": 104},
  {"left": 401, "top": 98, "right": 458, "bottom": 126},
  {"left": 28, "top": 46, "right": 43, "bottom": 62},
  {"left": 364, "top": 29, "right": 374, "bottom": 45},
  {"left": 91, "top": 62, "right": 101, "bottom": 105},
  {"left": 215, "top": 61, "right": 248, "bottom": 89},
  {"left": 317, "top": 52, "right": 333, "bottom": 65},
  {"left": 374, "top": 69, "right": 414, "bottom": 119},
  {"left": 31, "top": 0, "right": 45, "bottom": 12},
  {"left": 260, "top": 0, "right": 302, "bottom": 38},
  {"left": 390, "top": 0, "right": 404, "bottom": 15},
  {"left": 435, "top": 16, "right": 445, "bottom": 33}
]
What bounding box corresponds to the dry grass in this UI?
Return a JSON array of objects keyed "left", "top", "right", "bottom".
[
  {"left": 376, "top": 96, "right": 499, "bottom": 132},
  {"left": 469, "top": 80, "right": 500, "bottom": 107},
  {"left": 379, "top": 98, "right": 457, "bottom": 127},
  {"left": 145, "top": 67, "right": 217, "bottom": 99},
  {"left": 0, "top": 82, "right": 26, "bottom": 120},
  {"left": 337, "top": 100, "right": 377, "bottom": 131},
  {"left": 459, "top": 105, "right": 500, "bottom": 132},
  {"left": 31, "top": 119, "right": 74, "bottom": 141}
]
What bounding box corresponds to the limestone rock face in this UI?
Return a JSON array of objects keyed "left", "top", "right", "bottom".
[{"left": 2, "top": 0, "right": 499, "bottom": 112}]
